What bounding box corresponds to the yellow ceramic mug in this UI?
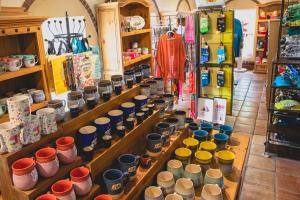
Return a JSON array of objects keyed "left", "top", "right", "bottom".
[
  {"left": 216, "top": 150, "right": 235, "bottom": 164},
  {"left": 183, "top": 137, "right": 199, "bottom": 151},
  {"left": 175, "top": 147, "right": 192, "bottom": 165},
  {"left": 199, "top": 141, "right": 217, "bottom": 154},
  {"left": 194, "top": 150, "right": 212, "bottom": 165}
]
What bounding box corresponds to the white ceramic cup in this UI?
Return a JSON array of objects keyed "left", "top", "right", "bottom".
[
  {"left": 7, "top": 95, "right": 31, "bottom": 126},
  {"left": 204, "top": 169, "right": 224, "bottom": 189},
  {"left": 36, "top": 108, "right": 57, "bottom": 135},
  {"left": 165, "top": 193, "right": 184, "bottom": 200},
  {"left": 157, "top": 171, "right": 175, "bottom": 195},
  {"left": 183, "top": 164, "right": 203, "bottom": 187},
  {"left": 144, "top": 186, "right": 164, "bottom": 200},
  {"left": 201, "top": 184, "right": 223, "bottom": 200},
  {"left": 24, "top": 115, "right": 41, "bottom": 144},
  {"left": 167, "top": 160, "right": 184, "bottom": 181},
  {"left": 174, "top": 178, "right": 195, "bottom": 200}
]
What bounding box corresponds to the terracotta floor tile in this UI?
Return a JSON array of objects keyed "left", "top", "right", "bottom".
[
  {"left": 276, "top": 174, "right": 300, "bottom": 194},
  {"left": 243, "top": 101, "right": 260, "bottom": 108},
  {"left": 233, "top": 105, "right": 242, "bottom": 111},
  {"left": 240, "top": 183, "right": 275, "bottom": 200},
  {"left": 225, "top": 116, "right": 236, "bottom": 126},
  {"left": 244, "top": 167, "right": 275, "bottom": 188},
  {"left": 250, "top": 143, "right": 266, "bottom": 156},
  {"left": 234, "top": 96, "right": 245, "bottom": 101},
  {"left": 255, "top": 119, "right": 268, "bottom": 129},
  {"left": 238, "top": 111, "right": 257, "bottom": 119},
  {"left": 234, "top": 124, "right": 254, "bottom": 134},
  {"left": 245, "top": 97, "right": 261, "bottom": 102},
  {"left": 241, "top": 106, "right": 259, "bottom": 112},
  {"left": 252, "top": 135, "right": 266, "bottom": 145},
  {"left": 254, "top": 126, "right": 267, "bottom": 136},
  {"left": 248, "top": 155, "right": 275, "bottom": 171},
  {"left": 276, "top": 158, "right": 300, "bottom": 177},
  {"left": 233, "top": 100, "right": 244, "bottom": 106},
  {"left": 257, "top": 113, "right": 268, "bottom": 120},
  {"left": 246, "top": 93, "right": 262, "bottom": 98},
  {"left": 236, "top": 117, "right": 256, "bottom": 126},
  {"left": 276, "top": 190, "right": 300, "bottom": 200},
  {"left": 232, "top": 110, "right": 239, "bottom": 117}
]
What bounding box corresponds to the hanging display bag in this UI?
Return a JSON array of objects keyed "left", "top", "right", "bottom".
[
  {"left": 201, "top": 43, "right": 210, "bottom": 64},
  {"left": 217, "top": 70, "right": 225, "bottom": 87},
  {"left": 217, "top": 13, "right": 226, "bottom": 32},
  {"left": 217, "top": 43, "right": 226, "bottom": 64},
  {"left": 200, "top": 13, "right": 209, "bottom": 34},
  {"left": 201, "top": 69, "right": 210, "bottom": 87}
]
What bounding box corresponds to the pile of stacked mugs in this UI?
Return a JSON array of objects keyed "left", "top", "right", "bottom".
[
  {"left": 0, "top": 95, "right": 57, "bottom": 154},
  {"left": 0, "top": 54, "right": 38, "bottom": 73}
]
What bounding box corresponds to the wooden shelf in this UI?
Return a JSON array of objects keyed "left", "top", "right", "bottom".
[
  {"left": 120, "top": 131, "right": 188, "bottom": 200},
  {"left": 257, "top": 34, "right": 266, "bottom": 37},
  {"left": 123, "top": 54, "right": 152, "bottom": 68},
  {"left": 258, "top": 19, "right": 279, "bottom": 23},
  {"left": 78, "top": 184, "right": 101, "bottom": 200},
  {"left": 255, "top": 63, "right": 268, "bottom": 66},
  {"left": 86, "top": 110, "right": 160, "bottom": 179},
  {"left": 121, "top": 29, "right": 151, "bottom": 37},
  {"left": 0, "top": 101, "right": 47, "bottom": 124},
  {"left": 0, "top": 66, "right": 42, "bottom": 82},
  {"left": 256, "top": 48, "right": 265, "bottom": 52}
]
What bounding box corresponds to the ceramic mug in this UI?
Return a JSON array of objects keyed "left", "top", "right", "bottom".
[
  {"left": 33, "top": 90, "right": 46, "bottom": 103},
  {"left": 146, "top": 80, "right": 157, "bottom": 96},
  {"left": 163, "top": 117, "right": 179, "bottom": 135},
  {"left": 199, "top": 141, "right": 217, "bottom": 154},
  {"left": 167, "top": 160, "right": 184, "bottom": 181},
  {"left": 154, "top": 99, "right": 166, "bottom": 118},
  {"left": 165, "top": 193, "right": 184, "bottom": 200},
  {"left": 103, "top": 169, "right": 129, "bottom": 199},
  {"left": 56, "top": 136, "right": 77, "bottom": 164},
  {"left": 70, "top": 166, "right": 92, "bottom": 196},
  {"left": 7, "top": 95, "right": 31, "bottom": 125},
  {"left": 120, "top": 102, "right": 135, "bottom": 119},
  {"left": 157, "top": 171, "right": 175, "bottom": 195},
  {"left": 155, "top": 122, "right": 171, "bottom": 144},
  {"left": 94, "top": 117, "right": 111, "bottom": 141},
  {"left": 77, "top": 126, "right": 97, "bottom": 150},
  {"left": 183, "top": 164, "right": 203, "bottom": 187},
  {"left": 0, "top": 104, "right": 6, "bottom": 117},
  {"left": 144, "top": 186, "right": 164, "bottom": 200},
  {"left": 220, "top": 124, "right": 233, "bottom": 138},
  {"left": 174, "top": 111, "right": 186, "bottom": 129},
  {"left": 154, "top": 77, "right": 164, "bottom": 95},
  {"left": 94, "top": 195, "right": 113, "bottom": 200},
  {"left": 3, "top": 58, "right": 22, "bottom": 72},
  {"left": 174, "top": 178, "right": 195, "bottom": 200},
  {"left": 0, "top": 122, "right": 27, "bottom": 153},
  {"left": 35, "top": 194, "right": 57, "bottom": 200},
  {"left": 213, "top": 133, "right": 229, "bottom": 150},
  {"left": 117, "top": 154, "right": 140, "bottom": 180},
  {"left": 35, "top": 147, "right": 59, "bottom": 178},
  {"left": 183, "top": 137, "right": 199, "bottom": 153},
  {"left": 187, "top": 123, "right": 199, "bottom": 136},
  {"left": 194, "top": 150, "right": 213, "bottom": 166},
  {"left": 216, "top": 150, "right": 235, "bottom": 174},
  {"left": 108, "top": 110, "right": 123, "bottom": 132},
  {"left": 133, "top": 95, "right": 148, "bottom": 112},
  {"left": 201, "top": 184, "right": 223, "bottom": 200},
  {"left": 48, "top": 100, "right": 66, "bottom": 122},
  {"left": 24, "top": 115, "right": 41, "bottom": 144},
  {"left": 193, "top": 130, "right": 208, "bottom": 142},
  {"left": 200, "top": 122, "right": 213, "bottom": 139},
  {"left": 140, "top": 84, "right": 151, "bottom": 98},
  {"left": 204, "top": 169, "right": 224, "bottom": 189},
  {"left": 140, "top": 154, "right": 151, "bottom": 169},
  {"left": 163, "top": 94, "right": 174, "bottom": 112},
  {"left": 174, "top": 148, "right": 192, "bottom": 166},
  {"left": 11, "top": 157, "right": 38, "bottom": 190},
  {"left": 23, "top": 55, "right": 38, "bottom": 68},
  {"left": 146, "top": 133, "right": 165, "bottom": 157},
  {"left": 36, "top": 108, "right": 58, "bottom": 135},
  {"left": 51, "top": 179, "right": 76, "bottom": 200}
]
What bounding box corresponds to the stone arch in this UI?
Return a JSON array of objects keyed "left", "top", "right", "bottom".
[{"left": 176, "top": 0, "right": 192, "bottom": 11}]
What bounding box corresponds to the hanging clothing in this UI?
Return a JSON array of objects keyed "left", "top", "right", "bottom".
[
  {"left": 185, "top": 15, "right": 195, "bottom": 44},
  {"left": 234, "top": 18, "right": 243, "bottom": 57},
  {"left": 156, "top": 33, "right": 186, "bottom": 82}
]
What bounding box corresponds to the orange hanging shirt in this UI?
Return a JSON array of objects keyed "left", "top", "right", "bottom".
[{"left": 156, "top": 33, "right": 186, "bottom": 82}]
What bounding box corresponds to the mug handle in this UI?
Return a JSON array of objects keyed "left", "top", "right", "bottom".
[
  {"left": 16, "top": 60, "right": 23, "bottom": 69},
  {"left": 135, "top": 155, "right": 140, "bottom": 167},
  {"left": 0, "top": 134, "right": 7, "bottom": 153},
  {"left": 1, "top": 105, "right": 6, "bottom": 113},
  {"left": 34, "top": 55, "right": 39, "bottom": 64},
  {"left": 161, "top": 135, "right": 167, "bottom": 145},
  {"left": 62, "top": 100, "right": 67, "bottom": 108},
  {"left": 20, "top": 126, "right": 30, "bottom": 145}
]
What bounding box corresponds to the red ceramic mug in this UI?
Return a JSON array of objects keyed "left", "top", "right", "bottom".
[
  {"left": 70, "top": 166, "right": 92, "bottom": 196},
  {"left": 94, "top": 194, "right": 113, "bottom": 200},
  {"left": 35, "top": 147, "right": 59, "bottom": 177},
  {"left": 51, "top": 179, "right": 76, "bottom": 200},
  {"left": 56, "top": 136, "right": 77, "bottom": 164},
  {"left": 11, "top": 157, "right": 38, "bottom": 190},
  {"left": 35, "top": 194, "right": 57, "bottom": 200}
]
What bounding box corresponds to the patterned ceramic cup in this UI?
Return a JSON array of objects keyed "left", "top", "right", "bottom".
[
  {"left": 7, "top": 95, "right": 31, "bottom": 126},
  {"left": 36, "top": 108, "right": 57, "bottom": 135},
  {"left": 24, "top": 115, "right": 41, "bottom": 144}
]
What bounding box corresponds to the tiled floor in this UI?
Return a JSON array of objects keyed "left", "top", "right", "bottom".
[{"left": 178, "top": 71, "right": 300, "bottom": 200}]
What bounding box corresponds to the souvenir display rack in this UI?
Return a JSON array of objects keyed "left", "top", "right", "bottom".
[
  {"left": 96, "top": 0, "right": 152, "bottom": 79},
  {"left": 0, "top": 15, "right": 51, "bottom": 123},
  {"left": 196, "top": 10, "right": 234, "bottom": 115},
  {"left": 253, "top": 1, "right": 282, "bottom": 73},
  {"left": 266, "top": 0, "right": 300, "bottom": 160}
]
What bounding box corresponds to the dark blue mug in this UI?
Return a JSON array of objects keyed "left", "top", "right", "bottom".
[
  {"left": 146, "top": 133, "right": 165, "bottom": 157},
  {"left": 108, "top": 110, "right": 123, "bottom": 132},
  {"left": 213, "top": 133, "right": 229, "bottom": 150},
  {"left": 103, "top": 169, "right": 129, "bottom": 199},
  {"left": 120, "top": 102, "right": 135, "bottom": 119},
  {"left": 155, "top": 122, "right": 171, "bottom": 144},
  {"left": 117, "top": 154, "right": 140, "bottom": 180},
  {"left": 133, "top": 95, "right": 148, "bottom": 112},
  {"left": 163, "top": 117, "right": 179, "bottom": 135},
  {"left": 220, "top": 124, "right": 233, "bottom": 137},
  {"left": 77, "top": 125, "right": 97, "bottom": 150},
  {"left": 193, "top": 130, "right": 208, "bottom": 142},
  {"left": 94, "top": 117, "right": 111, "bottom": 139},
  {"left": 200, "top": 122, "right": 213, "bottom": 138}
]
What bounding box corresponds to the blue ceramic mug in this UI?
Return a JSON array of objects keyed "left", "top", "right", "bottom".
[
  {"left": 213, "top": 133, "right": 229, "bottom": 150},
  {"left": 133, "top": 95, "right": 148, "bottom": 112},
  {"left": 103, "top": 169, "right": 129, "bottom": 199},
  {"left": 200, "top": 122, "right": 213, "bottom": 138},
  {"left": 108, "top": 110, "right": 123, "bottom": 132},
  {"left": 155, "top": 122, "right": 171, "bottom": 144},
  {"left": 117, "top": 154, "right": 140, "bottom": 180},
  {"left": 163, "top": 117, "right": 179, "bottom": 135},
  {"left": 220, "top": 124, "right": 233, "bottom": 137},
  {"left": 193, "top": 130, "right": 208, "bottom": 142},
  {"left": 94, "top": 117, "right": 111, "bottom": 136},
  {"left": 146, "top": 133, "right": 166, "bottom": 157},
  {"left": 77, "top": 126, "right": 97, "bottom": 150},
  {"left": 120, "top": 102, "right": 135, "bottom": 119}
]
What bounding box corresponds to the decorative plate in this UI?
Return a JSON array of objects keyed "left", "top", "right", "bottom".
[{"left": 128, "top": 16, "right": 145, "bottom": 30}]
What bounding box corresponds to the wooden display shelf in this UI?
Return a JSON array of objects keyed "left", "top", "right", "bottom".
[
  {"left": 0, "top": 101, "right": 47, "bottom": 124},
  {"left": 256, "top": 48, "right": 265, "bottom": 52},
  {"left": 61, "top": 84, "right": 141, "bottom": 136},
  {"left": 120, "top": 131, "right": 188, "bottom": 200},
  {"left": 123, "top": 54, "right": 151, "bottom": 68},
  {"left": 256, "top": 63, "right": 267, "bottom": 66},
  {"left": 121, "top": 29, "right": 151, "bottom": 37},
  {"left": 87, "top": 110, "right": 160, "bottom": 179},
  {"left": 258, "top": 19, "right": 279, "bottom": 22},
  {"left": 0, "top": 66, "right": 42, "bottom": 82},
  {"left": 257, "top": 34, "right": 266, "bottom": 37},
  {"left": 78, "top": 184, "right": 101, "bottom": 200}
]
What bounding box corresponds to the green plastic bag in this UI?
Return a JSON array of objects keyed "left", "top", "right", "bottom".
[{"left": 200, "top": 15, "right": 209, "bottom": 34}]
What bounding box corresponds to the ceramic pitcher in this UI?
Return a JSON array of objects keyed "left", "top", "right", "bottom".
[
  {"left": 7, "top": 95, "right": 31, "bottom": 125},
  {"left": 36, "top": 108, "right": 57, "bottom": 135}
]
